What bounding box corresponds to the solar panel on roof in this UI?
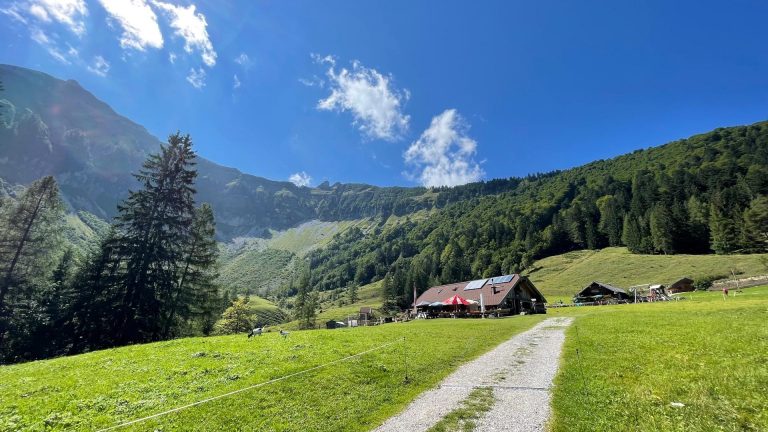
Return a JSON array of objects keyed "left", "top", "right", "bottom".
[
  {"left": 464, "top": 279, "right": 488, "bottom": 290},
  {"left": 489, "top": 275, "right": 514, "bottom": 284}
]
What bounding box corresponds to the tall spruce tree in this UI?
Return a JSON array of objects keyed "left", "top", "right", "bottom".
[
  {"left": 112, "top": 132, "right": 198, "bottom": 344},
  {"left": 649, "top": 204, "right": 675, "bottom": 254},
  {"left": 0, "top": 176, "right": 64, "bottom": 357},
  {"left": 162, "top": 203, "right": 220, "bottom": 337},
  {"left": 743, "top": 196, "right": 768, "bottom": 252},
  {"left": 709, "top": 200, "right": 742, "bottom": 254},
  {"left": 294, "top": 266, "right": 317, "bottom": 329}
]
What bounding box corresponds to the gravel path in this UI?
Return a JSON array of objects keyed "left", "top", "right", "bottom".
[{"left": 372, "top": 317, "right": 573, "bottom": 432}]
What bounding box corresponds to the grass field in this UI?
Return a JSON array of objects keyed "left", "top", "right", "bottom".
[
  {"left": 0, "top": 315, "right": 544, "bottom": 431},
  {"left": 548, "top": 286, "right": 768, "bottom": 431},
  {"left": 526, "top": 247, "right": 768, "bottom": 302}
]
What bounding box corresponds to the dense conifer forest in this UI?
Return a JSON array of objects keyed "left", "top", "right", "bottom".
[{"left": 301, "top": 122, "right": 768, "bottom": 310}]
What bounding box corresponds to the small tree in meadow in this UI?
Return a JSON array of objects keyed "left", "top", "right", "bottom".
[{"left": 213, "top": 297, "right": 253, "bottom": 335}]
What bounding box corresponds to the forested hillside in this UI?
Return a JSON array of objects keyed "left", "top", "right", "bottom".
[{"left": 302, "top": 122, "right": 768, "bottom": 309}]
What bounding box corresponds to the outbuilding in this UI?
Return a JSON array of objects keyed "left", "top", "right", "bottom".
[
  {"left": 574, "top": 281, "right": 630, "bottom": 303},
  {"left": 667, "top": 277, "right": 694, "bottom": 294}
]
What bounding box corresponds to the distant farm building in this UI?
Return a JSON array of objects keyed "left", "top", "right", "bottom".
[
  {"left": 574, "top": 281, "right": 630, "bottom": 303},
  {"left": 414, "top": 274, "right": 547, "bottom": 316},
  {"left": 359, "top": 307, "right": 375, "bottom": 325},
  {"left": 667, "top": 277, "right": 694, "bottom": 294}
]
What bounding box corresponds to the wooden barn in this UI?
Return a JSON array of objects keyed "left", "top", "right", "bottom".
[
  {"left": 667, "top": 277, "right": 694, "bottom": 294},
  {"left": 574, "top": 281, "right": 630, "bottom": 303},
  {"left": 413, "top": 274, "right": 547, "bottom": 316}
]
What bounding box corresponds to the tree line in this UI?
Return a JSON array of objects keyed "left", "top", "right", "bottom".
[
  {"left": 0, "top": 133, "right": 224, "bottom": 363},
  {"left": 304, "top": 122, "right": 768, "bottom": 309}
]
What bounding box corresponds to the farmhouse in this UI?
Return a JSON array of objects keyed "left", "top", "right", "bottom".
[
  {"left": 414, "top": 274, "right": 547, "bottom": 316},
  {"left": 668, "top": 277, "right": 694, "bottom": 294},
  {"left": 574, "top": 281, "right": 630, "bottom": 303}
]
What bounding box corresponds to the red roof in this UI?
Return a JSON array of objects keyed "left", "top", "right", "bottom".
[{"left": 414, "top": 274, "right": 544, "bottom": 307}]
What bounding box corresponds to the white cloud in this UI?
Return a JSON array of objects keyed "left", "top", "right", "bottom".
[
  {"left": 186, "top": 67, "right": 206, "bottom": 89},
  {"left": 234, "top": 53, "right": 252, "bottom": 68},
  {"left": 168, "top": 52, "right": 176, "bottom": 63},
  {"left": 97, "top": 0, "right": 163, "bottom": 51},
  {"left": 87, "top": 55, "right": 110, "bottom": 76},
  {"left": 2, "top": 1, "right": 87, "bottom": 40},
  {"left": 29, "top": 0, "right": 88, "bottom": 35},
  {"left": 298, "top": 75, "right": 324, "bottom": 88},
  {"left": 316, "top": 57, "right": 409, "bottom": 141},
  {"left": 233, "top": 74, "right": 241, "bottom": 89},
  {"left": 0, "top": 4, "right": 30, "bottom": 25},
  {"left": 289, "top": 172, "right": 312, "bottom": 187},
  {"left": 404, "top": 109, "right": 484, "bottom": 188},
  {"left": 153, "top": 1, "right": 216, "bottom": 67},
  {"left": 28, "top": 4, "right": 50, "bottom": 21},
  {"left": 29, "top": 27, "right": 73, "bottom": 63}
]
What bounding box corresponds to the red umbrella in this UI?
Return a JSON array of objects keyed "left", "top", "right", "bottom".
[{"left": 443, "top": 295, "right": 471, "bottom": 305}]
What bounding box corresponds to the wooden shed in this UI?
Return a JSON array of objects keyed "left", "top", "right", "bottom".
[
  {"left": 574, "top": 281, "right": 630, "bottom": 303},
  {"left": 667, "top": 277, "right": 694, "bottom": 294}
]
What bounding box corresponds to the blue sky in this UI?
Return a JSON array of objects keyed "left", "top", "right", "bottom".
[{"left": 2, "top": 0, "right": 768, "bottom": 187}]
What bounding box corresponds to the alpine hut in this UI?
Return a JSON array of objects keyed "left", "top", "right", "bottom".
[{"left": 413, "top": 274, "right": 547, "bottom": 316}]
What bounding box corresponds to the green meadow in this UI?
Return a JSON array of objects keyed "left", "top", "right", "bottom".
[
  {"left": 549, "top": 286, "right": 768, "bottom": 431},
  {"left": 526, "top": 247, "right": 768, "bottom": 303},
  {"left": 0, "top": 316, "right": 544, "bottom": 431}
]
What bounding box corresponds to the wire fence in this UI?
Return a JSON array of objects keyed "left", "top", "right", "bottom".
[{"left": 96, "top": 338, "right": 404, "bottom": 432}]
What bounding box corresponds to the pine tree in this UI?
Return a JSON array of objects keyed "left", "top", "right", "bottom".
[
  {"left": 294, "top": 266, "right": 316, "bottom": 329},
  {"left": 743, "top": 196, "right": 768, "bottom": 251},
  {"left": 650, "top": 205, "right": 675, "bottom": 254},
  {"left": 0, "top": 176, "right": 64, "bottom": 355},
  {"left": 347, "top": 283, "right": 359, "bottom": 304},
  {"left": 112, "top": 132, "right": 198, "bottom": 344},
  {"left": 709, "top": 201, "right": 742, "bottom": 254},
  {"left": 597, "top": 195, "right": 623, "bottom": 246},
  {"left": 66, "top": 230, "right": 122, "bottom": 353},
  {"left": 161, "top": 203, "right": 220, "bottom": 337},
  {"left": 621, "top": 214, "right": 643, "bottom": 253}
]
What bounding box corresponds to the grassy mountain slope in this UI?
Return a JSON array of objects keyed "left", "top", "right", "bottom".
[{"left": 525, "top": 247, "right": 768, "bottom": 302}]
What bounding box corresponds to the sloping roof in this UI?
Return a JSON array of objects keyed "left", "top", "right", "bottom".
[
  {"left": 414, "top": 275, "right": 547, "bottom": 307},
  {"left": 669, "top": 277, "right": 693, "bottom": 287},
  {"left": 359, "top": 307, "right": 373, "bottom": 314},
  {"left": 578, "top": 281, "right": 628, "bottom": 296}
]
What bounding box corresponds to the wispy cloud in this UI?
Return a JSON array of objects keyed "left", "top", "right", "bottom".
[
  {"left": 233, "top": 74, "right": 241, "bottom": 89},
  {"left": 298, "top": 75, "right": 324, "bottom": 88},
  {"left": 404, "top": 109, "right": 484, "bottom": 187},
  {"left": 186, "top": 67, "right": 206, "bottom": 89},
  {"left": 87, "top": 55, "right": 110, "bottom": 76},
  {"left": 316, "top": 56, "right": 410, "bottom": 141},
  {"left": 29, "top": 0, "right": 88, "bottom": 36},
  {"left": 234, "top": 53, "right": 252, "bottom": 68},
  {"left": 29, "top": 27, "right": 75, "bottom": 63},
  {"left": 1, "top": 0, "right": 87, "bottom": 63},
  {"left": 289, "top": 172, "right": 312, "bottom": 187},
  {"left": 153, "top": 1, "right": 216, "bottom": 67},
  {"left": 97, "top": 0, "right": 163, "bottom": 51}
]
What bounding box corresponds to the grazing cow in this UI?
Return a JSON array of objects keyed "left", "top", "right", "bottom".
[
  {"left": 280, "top": 330, "right": 289, "bottom": 338},
  {"left": 247, "top": 327, "right": 263, "bottom": 338}
]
